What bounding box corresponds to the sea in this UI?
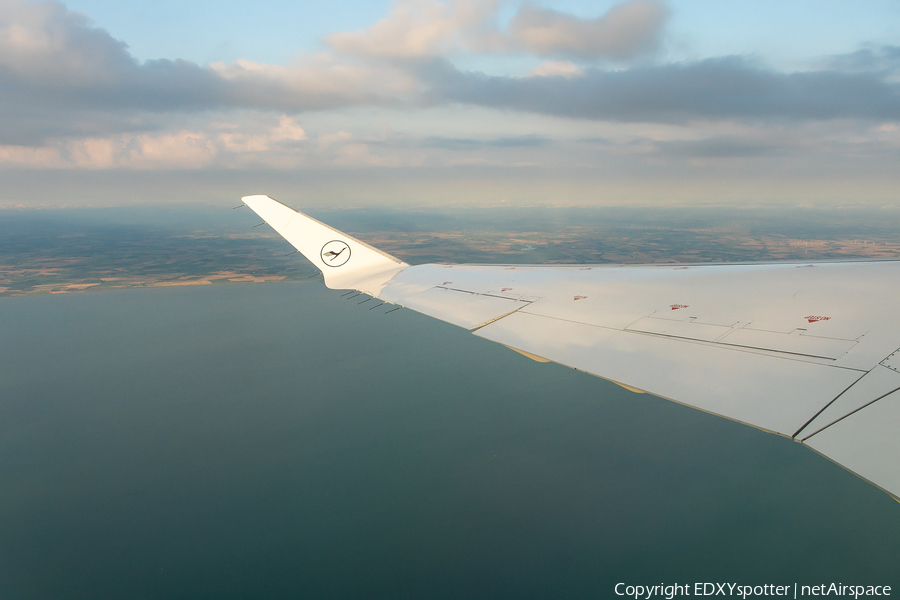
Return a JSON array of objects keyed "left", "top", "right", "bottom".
[{"left": 1, "top": 281, "right": 899, "bottom": 599}]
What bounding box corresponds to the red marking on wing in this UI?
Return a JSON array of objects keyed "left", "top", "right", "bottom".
[
  {"left": 501, "top": 287, "right": 513, "bottom": 292},
  {"left": 805, "top": 315, "right": 831, "bottom": 323},
  {"left": 670, "top": 304, "right": 689, "bottom": 310},
  {"left": 574, "top": 295, "right": 587, "bottom": 301},
  {"left": 442, "top": 281, "right": 453, "bottom": 285}
]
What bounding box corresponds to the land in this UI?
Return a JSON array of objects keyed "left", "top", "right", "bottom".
[
  {"left": 0, "top": 229, "right": 316, "bottom": 297},
  {"left": 2, "top": 205, "right": 899, "bottom": 298},
  {"left": 364, "top": 227, "right": 900, "bottom": 265}
]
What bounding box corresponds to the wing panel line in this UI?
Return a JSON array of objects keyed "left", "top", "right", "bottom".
[
  {"left": 518, "top": 308, "right": 870, "bottom": 370},
  {"left": 800, "top": 385, "right": 900, "bottom": 441},
  {"left": 791, "top": 372, "right": 867, "bottom": 439},
  {"left": 469, "top": 305, "right": 532, "bottom": 331}
]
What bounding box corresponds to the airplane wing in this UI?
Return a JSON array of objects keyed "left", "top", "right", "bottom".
[{"left": 242, "top": 195, "right": 900, "bottom": 502}]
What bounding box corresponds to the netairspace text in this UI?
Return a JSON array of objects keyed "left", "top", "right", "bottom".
[{"left": 614, "top": 582, "right": 892, "bottom": 599}]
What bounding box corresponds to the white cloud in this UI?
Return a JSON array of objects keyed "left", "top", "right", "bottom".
[
  {"left": 316, "top": 130, "right": 354, "bottom": 153},
  {"left": 325, "top": 0, "right": 499, "bottom": 59},
  {"left": 509, "top": 1, "right": 670, "bottom": 60},
  {"left": 271, "top": 116, "right": 309, "bottom": 142},
  {"left": 68, "top": 137, "right": 119, "bottom": 168},
  {"left": 0, "top": 143, "right": 64, "bottom": 168},
  {"left": 528, "top": 60, "right": 584, "bottom": 78},
  {"left": 0, "top": 0, "right": 417, "bottom": 146},
  {"left": 324, "top": 0, "right": 669, "bottom": 61},
  {"left": 0, "top": 130, "right": 216, "bottom": 169},
  {"left": 335, "top": 143, "right": 401, "bottom": 166},
  {"left": 126, "top": 131, "right": 217, "bottom": 168},
  {"left": 209, "top": 54, "right": 417, "bottom": 108},
  {"left": 0, "top": 0, "right": 132, "bottom": 85},
  {"left": 1, "top": 0, "right": 898, "bottom": 214},
  {"left": 217, "top": 116, "right": 308, "bottom": 153}
]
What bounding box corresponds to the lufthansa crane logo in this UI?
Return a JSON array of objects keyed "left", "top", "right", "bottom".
[{"left": 320, "top": 240, "right": 351, "bottom": 267}]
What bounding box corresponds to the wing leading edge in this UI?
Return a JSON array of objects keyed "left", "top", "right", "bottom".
[{"left": 241, "top": 195, "right": 900, "bottom": 502}]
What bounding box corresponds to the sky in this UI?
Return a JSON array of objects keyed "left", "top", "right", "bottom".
[{"left": 1, "top": 0, "right": 899, "bottom": 208}]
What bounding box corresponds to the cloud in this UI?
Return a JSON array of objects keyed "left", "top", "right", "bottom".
[
  {"left": 334, "top": 142, "right": 401, "bottom": 166},
  {"left": 0, "top": 0, "right": 131, "bottom": 85},
  {"left": 317, "top": 130, "right": 354, "bottom": 152},
  {"left": 0, "top": 113, "right": 314, "bottom": 169},
  {"left": 217, "top": 116, "right": 307, "bottom": 153},
  {"left": 12, "top": 0, "right": 895, "bottom": 136},
  {"left": 819, "top": 45, "right": 900, "bottom": 76},
  {"left": 325, "top": 0, "right": 668, "bottom": 61},
  {"left": 325, "top": 0, "right": 499, "bottom": 59},
  {"left": 422, "top": 55, "right": 900, "bottom": 122},
  {"left": 2, "top": 0, "right": 899, "bottom": 180},
  {"left": 0, "top": 0, "right": 412, "bottom": 144},
  {"left": 528, "top": 60, "right": 584, "bottom": 78},
  {"left": 0, "top": 0, "right": 225, "bottom": 111},
  {"left": 0, "top": 143, "right": 64, "bottom": 168},
  {"left": 421, "top": 134, "right": 550, "bottom": 150},
  {"left": 508, "top": 1, "right": 669, "bottom": 60},
  {"left": 0, "top": 129, "right": 217, "bottom": 169},
  {"left": 654, "top": 135, "right": 794, "bottom": 158},
  {"left": 125, "top": 131, "right": 218, "bottom": 168},
  {"left": 208, "top": 55, "right": 415, "bottom": 112}
]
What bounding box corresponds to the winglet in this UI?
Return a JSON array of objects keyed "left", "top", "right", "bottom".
[{"left": 242, "top": 195, "right": 408, "bottom": 295}]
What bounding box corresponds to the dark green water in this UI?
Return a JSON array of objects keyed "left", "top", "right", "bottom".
[{"left": 1, "top": 283, "right": 898, "bottom": 599}]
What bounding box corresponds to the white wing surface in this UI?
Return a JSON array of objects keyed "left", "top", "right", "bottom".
[
  {"left": 242, "top": 195, "right": 900, "bottom": 501},
  {"left": 242, "top": 195, "right": 407, "bottom": 295}
]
